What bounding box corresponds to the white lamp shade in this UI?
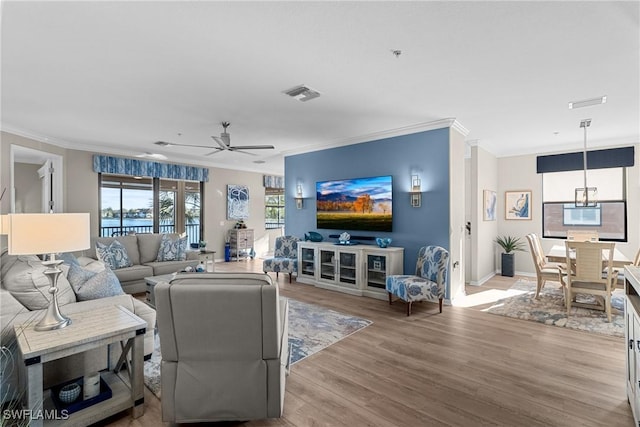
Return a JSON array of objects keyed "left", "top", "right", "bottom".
[{"left": 7, "top": 213, "right": 90, "bottom": 255}]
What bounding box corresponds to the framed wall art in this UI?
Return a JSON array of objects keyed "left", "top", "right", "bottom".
[
  {"left": 505, "top": 190, "right": 531, "bottom": 220},
  {"left": 483, "top": 190, "right": 496, "bottom": 221},
  {"left": 227, "top": 184, "right": 249, "bottom": 220}
]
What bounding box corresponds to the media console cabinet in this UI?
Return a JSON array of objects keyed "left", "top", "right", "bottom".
[
  {"left": 625, "top": 265, "right": 640, "bottom": 426},
  {"left": 297, "top": 241, "right": 403, "bottom": 300}
]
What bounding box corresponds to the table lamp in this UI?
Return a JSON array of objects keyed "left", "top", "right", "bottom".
[{"left": 7, "top": 213, "right": 90, "bottom": 331}]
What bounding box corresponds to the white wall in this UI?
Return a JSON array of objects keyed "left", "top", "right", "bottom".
[
  {"left": 13, "top": 163, "right": 41, "bottom": 213},
  {"left": 495, "top": 153, "right": 541, "bottom": 275},
  {"left": 449, "top": 127, "right": 466, "bottom": 298},
  {"left": 470, "top": 145, "right": 498, "bottom": 284}
]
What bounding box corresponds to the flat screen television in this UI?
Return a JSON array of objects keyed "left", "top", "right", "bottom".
[{"left": 316, "top": 175, "right": 392, "bottom": 232}]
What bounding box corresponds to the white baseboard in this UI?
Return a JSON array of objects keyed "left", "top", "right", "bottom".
[
  {"left": 469, "top": 271, "right": 496, "bottom": 286},
  {"left": 469, "top": 270, "right": 535, "bottom": 286}
]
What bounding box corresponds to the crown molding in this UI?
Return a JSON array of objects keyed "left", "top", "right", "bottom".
[
  {"left": 282, "top": 118, "right": 467, "bottom": 157},
  {"left": 0, "top": 125, "right": 284, "bottom": 175},
  {"left": 450, "top": 119, "right": 469, "bottom": 136},
  {"left": 1, "top": 124, "right": 74, "bottom": 148}
]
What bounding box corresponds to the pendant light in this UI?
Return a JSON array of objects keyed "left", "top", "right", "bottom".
[{"left": 575, "top": 118, "right": 597, "bottom": 207}]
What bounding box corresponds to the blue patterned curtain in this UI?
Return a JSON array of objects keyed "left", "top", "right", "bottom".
[
  {"left": 263, "top": 175, "right": 284, "bottom": 188},
  {"left": 93, "top": 155, "right": 209, "bottom": 182}
]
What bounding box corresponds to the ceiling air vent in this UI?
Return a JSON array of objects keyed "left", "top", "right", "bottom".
[{"left": 283, "top": 84, "right": 321, "bottom": 102}]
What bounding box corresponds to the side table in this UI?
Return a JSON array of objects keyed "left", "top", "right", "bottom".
[
  {"left": 145, "top": 273, "right": 176, "bottom": 308},
  {"left": 14, "top": 305, "right": 146, "bottom": 427},
  {"left": 198, "top": 250, "right": 216, "bottom": 272}
]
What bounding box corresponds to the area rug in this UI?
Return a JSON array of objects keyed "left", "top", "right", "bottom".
[
  {"left": 143, "top": 298, "right": 372, "bottom": 398},
  {"left": 485, "top": 279, "right": 624, "bottom": 337}
]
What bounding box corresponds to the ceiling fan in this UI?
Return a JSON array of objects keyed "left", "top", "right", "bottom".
[{"left": 155, "top": 121, "right": 274, "bottom": 156}]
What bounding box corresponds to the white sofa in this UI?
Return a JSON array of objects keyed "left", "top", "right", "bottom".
[{"left": 0, "top": 250, "right": 156, "bottom": 404}]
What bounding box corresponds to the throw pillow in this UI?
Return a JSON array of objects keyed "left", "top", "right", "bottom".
[
  {"left": 156, "top": 234, "right": 188, "bottom": 261},
  {"left": 67, "top": 263, "right": 125, "bottom": 301},
  {"left": 96, "top": 240, "right": 133, "bottom": 270},
  {"left": 2, "top": 256, "right": 76, "bottom": 310},
  {"left": 57, "top": 252, "right": 80, "bottom": 266}
]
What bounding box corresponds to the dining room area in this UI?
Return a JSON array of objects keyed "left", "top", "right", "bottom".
[{"left": 527, "top": 230, "right": 639, "bottom": 322}]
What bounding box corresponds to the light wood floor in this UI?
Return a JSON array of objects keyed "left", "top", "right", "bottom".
[{"left": 100, "top": 260, "right": 634, "bottom": 427}]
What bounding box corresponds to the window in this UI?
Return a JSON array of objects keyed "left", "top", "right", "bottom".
[
  {"left": 100, "top": 176, "right": 153, "bottom": 236},
  {"left": 99, "top": 174, "right": 203, "bottom": 244},
  {"left": 542, "top": 167, "right": 627, "bottom": 241},
  {"left": 184, "top": 181, "right": 201, "bottom": 244},
  {"left": 265, "top": 189, "right": 285, "bottom": 229}
]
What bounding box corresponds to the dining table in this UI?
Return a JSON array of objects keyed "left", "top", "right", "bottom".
[{"left": 546, "top": 244, "right": 632, "bottom": 268}]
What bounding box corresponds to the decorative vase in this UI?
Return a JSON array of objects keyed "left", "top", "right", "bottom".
[
  {"left": 59, "top": 382, "right": 81, "bottom": 403},
  {"left": 501, "top": 253, "right": 515, "bottom": 277},
  {"left": 305, "top": 231, "right": 323, "bottom": 242},
  {"left": 375, "top": 237, "right": 392, "bottom": 248}
]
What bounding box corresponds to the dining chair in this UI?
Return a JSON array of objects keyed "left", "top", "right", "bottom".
[
  {"left": 566, "top": 229, "right": 599, "bottom": 242},
  {"left": 525, "top": 233, "right": 565, "bottom": 299},
  {"left": 561, "top": 240, "right": 617, "bottom": 322},
  {"left": 612, "top": 247, "right": 640, "bottom": 285}
]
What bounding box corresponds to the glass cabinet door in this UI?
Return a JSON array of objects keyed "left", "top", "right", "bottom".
[
  {"left": 366, "top": 254, "right": 387, "bottom": 289},
  {"left": 338, "top": 251, "right": 357, "bottom": 286},
  {"left": 300, "top": 247, "right": 316, "bottom": 278},
  {"left": 319, "top": 249, "right": 335, "bottom": 281}
]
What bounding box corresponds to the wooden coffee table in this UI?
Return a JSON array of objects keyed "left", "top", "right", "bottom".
[{"left": 14, "top": 305, "right": 146, "bottom": 427}]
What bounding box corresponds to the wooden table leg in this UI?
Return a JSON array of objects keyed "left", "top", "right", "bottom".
[
  {"left": 25, "top": 357, "right": 44, "bottom": 427},
  {"left": 130, "top": 329, "right": 145, "bottom": 419}
]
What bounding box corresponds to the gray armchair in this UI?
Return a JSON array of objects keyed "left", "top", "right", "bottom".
[{"left": 155, "top": 272, "right": 289, "bottom": 423}]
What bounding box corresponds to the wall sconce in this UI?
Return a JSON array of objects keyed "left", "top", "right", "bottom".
[
  {"left": 410, "top": 174, "right": 421, "bottom": 207},
  {"left": 295, "top": 184, "right": 303, "bottom": 209}
]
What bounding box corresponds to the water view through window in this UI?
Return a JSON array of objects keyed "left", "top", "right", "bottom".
[{"left": 99, "top": 175, "right": 202, "bottom": 244}]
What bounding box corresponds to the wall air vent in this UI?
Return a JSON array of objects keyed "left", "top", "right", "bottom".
[{"left": 283, "top": 84, "right": 321, "bottom": 102}]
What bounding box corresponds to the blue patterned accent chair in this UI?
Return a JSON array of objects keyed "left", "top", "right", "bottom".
[
  {"left": 385, "top": 245, "right": 450, "bottom": 316},
  {"left": 263, "top": 236, "right": 300, "bottom": 283}
]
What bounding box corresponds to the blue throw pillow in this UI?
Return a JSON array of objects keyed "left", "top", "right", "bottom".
[
  {"left": 156, "top": 234, "right": 188, "bottom": 261},
  {"left": 67, "top": 263, "right": 125, "bottom": 301},
  {"left": 56, "top": 252, "right": 80, "bottom": 266},
  {"left": 96, "top": 240, "right": 132, "bottom": 269}
]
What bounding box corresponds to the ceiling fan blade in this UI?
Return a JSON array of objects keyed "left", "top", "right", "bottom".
[
  {"left": 211, "top": 135, "right": 228, "bottom": 149},
  {"left": 155, "top": 141, "right": 217, "bottom": 149},
  {"left": 205, "top": 148, "right": 224, "bottom": 156},
  {"left": 228, "top": 148, "right": 257, "bottom": 156},
  {"left": 231, "top": 145, "right": 275, "bottom": 150}
]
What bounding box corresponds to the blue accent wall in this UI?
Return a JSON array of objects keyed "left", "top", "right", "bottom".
[{"left": 285, "top": 127, "right": 450, "bottom": 275}]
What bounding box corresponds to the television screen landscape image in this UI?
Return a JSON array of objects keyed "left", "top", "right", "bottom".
[{"left": 316, "top": 175, "right": 393, "bottom": 232}]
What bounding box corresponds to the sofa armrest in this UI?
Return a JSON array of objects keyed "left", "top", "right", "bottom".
[
  {"left": 279, "top": 298, "right": 290, "bottom": 370},
  {"left": 131, "top": 298, "right": 156, "bottom": 355}
]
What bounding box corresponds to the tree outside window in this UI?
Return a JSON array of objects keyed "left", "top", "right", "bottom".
[{"left": 265, "top": 189, "right": 285, "bottom": 229}]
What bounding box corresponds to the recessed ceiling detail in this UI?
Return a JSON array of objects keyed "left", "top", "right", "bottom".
[{"left": 283, "top": 84, "right": 321, "bottom": 102}]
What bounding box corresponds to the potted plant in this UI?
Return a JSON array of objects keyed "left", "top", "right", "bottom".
[{"left": 495, "top": 235, "right": 526, "bottom": 277}]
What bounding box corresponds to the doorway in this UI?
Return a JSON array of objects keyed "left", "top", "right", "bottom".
[{"left": 10, "top": 145, "right": 63, "bottom": 213}]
